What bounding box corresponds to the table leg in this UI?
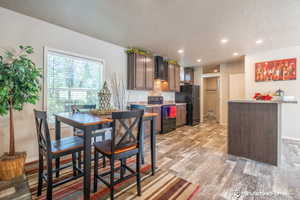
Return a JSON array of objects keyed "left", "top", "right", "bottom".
[
  {"left": 150, "top": 118, "right": 156, "bottom": 175},
  {"left": 141, "top": 121, "right": 145, "bottom": 165},
  {"left": 55, "top": 118, "right": 61, "bottom": 178},
  {"left": 83, "top": 127, "right": 92, "bottom": 200}
]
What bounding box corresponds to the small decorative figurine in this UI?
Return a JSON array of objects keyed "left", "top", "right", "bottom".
[
  {"left": 275, "top": 88, "right": 285, "bottom": 97},
  {"left": 91, "top": 81, "right": 116, "bottom": 115},
  {"left": 98, "top": 81, "right": 113, "bottom": 111}
]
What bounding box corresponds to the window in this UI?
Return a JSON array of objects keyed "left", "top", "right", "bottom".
[{"left": 46, "top": 49, "right": 103, "bottom": 121}]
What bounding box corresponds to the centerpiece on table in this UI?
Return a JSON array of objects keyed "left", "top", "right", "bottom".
[
  {"left": 0, "top": 46, "right": 42, "bottom": 180},
  {"left": 90, "top": 73, "right": 128, "bottom": 116},
  {"left": 90, "top": 81, "right": 117, "bottom": 115}
]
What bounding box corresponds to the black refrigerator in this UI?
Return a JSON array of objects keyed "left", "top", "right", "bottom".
[{"left": 175, "top": 85, "right": 200, "bottom": 126}]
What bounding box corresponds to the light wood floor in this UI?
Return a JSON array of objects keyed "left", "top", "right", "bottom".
[{"left": 144, "top": 121, "right": 300, "bottom": 200}]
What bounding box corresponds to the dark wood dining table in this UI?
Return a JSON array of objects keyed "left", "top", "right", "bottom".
[{"left": 54, "top": 112, "right": 158, "bottom": 200}]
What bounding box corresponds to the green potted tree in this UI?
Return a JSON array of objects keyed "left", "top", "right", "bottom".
[{"left": 0, "top": 46, "right": 42, "bottom": 180}]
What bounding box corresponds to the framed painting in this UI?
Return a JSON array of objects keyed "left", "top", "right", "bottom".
[{"left": 255, "top": 58, "right": 296, "bottom": 82}]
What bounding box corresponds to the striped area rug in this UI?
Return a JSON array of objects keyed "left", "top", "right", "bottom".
[{"left": 25, "top": 158, "right": 199, "bottom": 200}]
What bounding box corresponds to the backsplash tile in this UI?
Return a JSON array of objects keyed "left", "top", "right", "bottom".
[{"left": 128, "top": 90, "right": 175, "bottom": 103}]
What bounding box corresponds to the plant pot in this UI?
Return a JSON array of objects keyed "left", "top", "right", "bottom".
[{"left": 0, "top": 152, "right": 26, "bottom": 181}]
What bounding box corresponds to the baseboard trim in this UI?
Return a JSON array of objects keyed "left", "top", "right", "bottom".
[{"left": 282, "top": 136, "right": 300, "bottom": 142}]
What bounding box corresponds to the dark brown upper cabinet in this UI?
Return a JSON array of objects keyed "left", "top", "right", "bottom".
[
  {"left": 164, "top": 63, "right": 180, "bottom": 92},
  {"left": 175, "top": 64, "right": 180, "bottom": 92},
  {"left": 184, "top": 67, "right": 194, "bottom": 84},
  {"left": 145, "top": 56, "right": 154, "bottom": 90},
  {"left": 168, "top": 63, "right": 175, "bottom": 91},
  {"left": 127, "top": 52, "right": 154, "bottom": 90}
]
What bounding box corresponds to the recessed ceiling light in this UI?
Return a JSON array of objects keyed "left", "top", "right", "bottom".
[
  {"left": 196, "top": 59, "right": 202, "bottom": 63},
  {"left": 256, "top": 39, "right": 263, "bottom": 44},
  {"left": 233, "top": 52, "right": 239, "bottom": 56},
  {"left": 221, "top": 38, "right": 229, "bottom": 44},
  {"left": 177, "top": 49, "right": 184, "bottom": 54}
]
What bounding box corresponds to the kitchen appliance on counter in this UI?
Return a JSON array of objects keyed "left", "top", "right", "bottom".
[
  {"left": 175, "top": 85, "right": 200, "bottom": 126},
  {"left": 148, "top": 96, "right": 164, "bottom": 104},
  {"left": 161, "top": 104, "right": 176, "bottom": 134}
]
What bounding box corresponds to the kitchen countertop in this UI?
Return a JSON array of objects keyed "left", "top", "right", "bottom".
[
  {"left": 130, "top": 102, "right": 187, "bottom": 107},
  {"left": 229, "top": 99, "right": 298, "bottom": 104}
]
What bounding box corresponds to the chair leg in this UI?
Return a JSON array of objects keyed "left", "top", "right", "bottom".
[
  {"left": 136, "top": 153, "right": 141, "bottom": 196},
  {"left": 102, "top": 154, "right": 106, "bottom": 168},
  {"left": 47, "top": 157, "right": 53, "bottom": 200},
  {"left": 120, "top": 159, "right": 125, "bottom": 179},
  {"left": 78, "top": 151, "right": 82, "bottom": 170},
  {"left": 72, "top": 153, "right": 77, "bottom": 176},
  {"left": 94, "top": 151, "right": 99, "bottom": 193},
  {"left": 55, "top": 158, "right": 60, "bottom": 178},
  {"left": 37, "top": 153, "right": 43, "bottom": 196},
  {"left": 110, "top": 158, "right": 115, "bottom": 200}
]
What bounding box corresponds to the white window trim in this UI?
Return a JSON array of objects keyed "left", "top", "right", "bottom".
[{"left": 43, "top": 46, "right": 105, "bottom": 124}]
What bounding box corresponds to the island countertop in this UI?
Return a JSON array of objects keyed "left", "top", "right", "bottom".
[{"left": 229, "top": 99, "right": 297, "bottom": 104}]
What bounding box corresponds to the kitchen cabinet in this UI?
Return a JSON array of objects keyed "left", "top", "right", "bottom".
[
  {"left": 152, "top": 107, "right": 161, "bottom": 133},
  {"left": 168, "top": 63, "right": 175, "bottom": 91},
  {"left": 175, "top": 64, "right": 180, "bottom": 92},
  {"left": 184, "top": 67, "right": 194, "bottom": 84},
  {"left": 176, "top": 104, "right": 187, "bottom": 127},
  {"left": 127, "top": 52, "right": 154, "bottom": 90},
  {"left": 165, "top": 63, "right": 181, "bottom": 92},
  {"left": 145, "top": 56, "right": 154, "bottom": 90}
]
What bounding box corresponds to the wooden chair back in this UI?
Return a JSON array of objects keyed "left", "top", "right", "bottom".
[
  {"left": 34, "top": 109, "right": 52, "bottom": 154},
  {"left": 65, "top": 104, "right": 96, "bottom": 113},
  {"left": 111, "top": 110, "right": 144, "bottom": 154}
]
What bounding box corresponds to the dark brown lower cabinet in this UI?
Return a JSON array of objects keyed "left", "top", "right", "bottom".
[
  {"left": 176, "top": 104, "right": 186, "bottom": 127},
  {"left": 152, "top": 106, "right": 161, "bottom": 133},
  {"left": 228, "top": 102, "right": 278, "bottom": 166}
]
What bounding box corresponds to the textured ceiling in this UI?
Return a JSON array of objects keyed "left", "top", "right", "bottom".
[{"left": 1, "top": 0, "right": 300, "bottom": 66}]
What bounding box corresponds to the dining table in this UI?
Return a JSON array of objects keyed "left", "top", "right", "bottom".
[{"left": 54, "top": 111, "right": 158, "bottom": 200}]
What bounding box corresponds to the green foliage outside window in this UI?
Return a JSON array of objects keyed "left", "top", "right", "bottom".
[{"left": 47, "top": 51, "right": 102, "bottom": 121}]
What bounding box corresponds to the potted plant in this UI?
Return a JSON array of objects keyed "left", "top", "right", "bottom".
[{"left": 0, "top": 45, "right": 42, "bottom": 180}]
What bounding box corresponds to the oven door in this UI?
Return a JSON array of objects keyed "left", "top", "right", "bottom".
[
  {"left": 162, "top": 105, "right": 176, "bottom": 119},
  {"left": 161, "top": 105, "right": 176, "bottom": 134}
]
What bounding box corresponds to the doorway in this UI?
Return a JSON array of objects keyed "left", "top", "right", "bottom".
[{"left": 203, "top": 76, "right": 220, "bottom": 123}]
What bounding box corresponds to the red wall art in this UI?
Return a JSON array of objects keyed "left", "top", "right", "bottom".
[{"left": 255, "top": 58, "right": 296, "bottom": 82}]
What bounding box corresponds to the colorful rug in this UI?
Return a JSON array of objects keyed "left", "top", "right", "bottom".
[{"left": 25, "top": 158, "right": 200, "bottom": 200}]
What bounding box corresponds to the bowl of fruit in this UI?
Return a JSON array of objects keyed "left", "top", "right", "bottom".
[{"left": 253, "top": 93, "right": 273, "bottom": 101}]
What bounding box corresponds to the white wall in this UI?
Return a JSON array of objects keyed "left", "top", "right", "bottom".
[
  {"left": 0, "top": 7, "right": 174, "bottom": 162},
  {"left": 245, "top": 46, "right": 300, "bottom": 140},
  {"left": 220, "top": 60, "right": 245, "bottom": 124}
]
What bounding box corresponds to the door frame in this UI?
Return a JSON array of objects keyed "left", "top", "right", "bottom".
[{"left": 200, "top": 73, "right": 221, "bottom": 123}]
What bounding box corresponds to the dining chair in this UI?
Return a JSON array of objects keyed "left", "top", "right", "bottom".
[
  {"left": 34, "top": 109, "right": 84, "bottom": 200},
  {"left": 93, "top": 109, "right": 144, "bottom": 200}
]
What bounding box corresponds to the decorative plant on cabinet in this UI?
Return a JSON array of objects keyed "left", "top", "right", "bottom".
[{"left": 0, "top": 46, "right": 42, "bottom": 180}]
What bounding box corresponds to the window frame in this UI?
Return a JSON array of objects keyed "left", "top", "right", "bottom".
[{"left": 43, "top": 46, "right": 104, "bottom": 115}]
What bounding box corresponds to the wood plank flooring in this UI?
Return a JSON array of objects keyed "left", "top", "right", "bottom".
[{"left": 144, "top": 121, "right": 300, "bottom": 200}]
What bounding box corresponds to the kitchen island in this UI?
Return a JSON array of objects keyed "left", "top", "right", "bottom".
[{"left": 228, "top": 99, "right": 297, "bottom": 166}]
